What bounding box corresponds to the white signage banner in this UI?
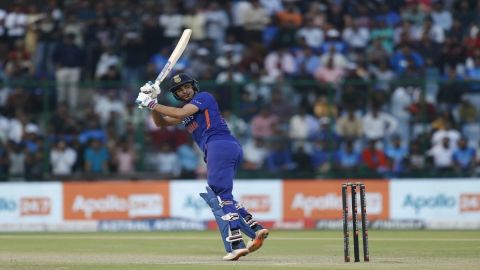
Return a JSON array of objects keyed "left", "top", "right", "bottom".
[
  {"left": 0, "top": 182, "right": 63, "bottom": 223},
  {"left": 390, "top": 179, "right": 480, "bottom": 228}
]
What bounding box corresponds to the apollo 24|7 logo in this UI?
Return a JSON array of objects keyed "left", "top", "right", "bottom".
[{"left": 403, "top": 194, "right": 456, "bottom": 214}]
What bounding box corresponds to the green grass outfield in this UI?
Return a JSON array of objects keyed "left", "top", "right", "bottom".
[{"left": 1, "top": 230, "right": 479, "bottom": 270}]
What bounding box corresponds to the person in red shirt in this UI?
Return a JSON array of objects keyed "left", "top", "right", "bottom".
[{"left": 361, "top": 139, "right": 389, "bottom": 174}]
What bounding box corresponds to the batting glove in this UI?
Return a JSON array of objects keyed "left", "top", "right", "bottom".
[
  {"left": 140, "top": 81, "right": 161, "bottom": 99},
  {"left": 135, "top": 92, "right": 158, "bottom": 110}
]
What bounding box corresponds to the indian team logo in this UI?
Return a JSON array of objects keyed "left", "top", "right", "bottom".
[{"left": 173, "top": 75, "right": 182, "bottom": 83}]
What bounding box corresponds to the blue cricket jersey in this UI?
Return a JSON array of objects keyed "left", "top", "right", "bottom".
[{"left": 182, "top": 92, "right": 236, "bottom": 152}]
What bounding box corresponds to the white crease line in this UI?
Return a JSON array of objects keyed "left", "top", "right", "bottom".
[{"left": 0, "top": 235, "right": 479, "bottom": 241}]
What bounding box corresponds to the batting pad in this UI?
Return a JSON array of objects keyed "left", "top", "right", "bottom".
[{"left": 199, "top": 187, "right": 256, "bottom": 252}]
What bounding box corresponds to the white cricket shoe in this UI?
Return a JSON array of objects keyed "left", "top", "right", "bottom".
[
  {"left": 222, "top": 248, "right": 249, "bottom": 261},
  {"left": 247, "top": 228, "right": 269, "bottom": 252}
]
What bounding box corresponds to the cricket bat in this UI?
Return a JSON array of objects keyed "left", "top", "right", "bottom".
[
  {"left": 154, "top": 28, "right": 192, "bottom": 86},
  {"left": 138, "top": 29, "right": 192, "bottom": 108}
]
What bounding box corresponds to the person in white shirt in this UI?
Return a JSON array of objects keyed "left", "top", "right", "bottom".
[
  {"left": 431, "top": 120, "right": 461, "bottom": 147},
  {"left": 242, "top": 137, "right": 268, "bottom": 170},
  {"left": 50, "top": 140, "right": 77, "bottom": 176},
  {"left": 362, "top": 105, "right": 398, "bottom": 141},
  {"left": 427, "top": 137, "right": 454, "bottom": 172}
]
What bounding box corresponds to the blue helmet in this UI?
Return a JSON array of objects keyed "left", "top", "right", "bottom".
[{"left": 168, "top": 73, "right": 199, "bottom": 100}]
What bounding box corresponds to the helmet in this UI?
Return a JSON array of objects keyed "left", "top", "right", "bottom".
[{"left": 168, "top": 73, "right": 199, "bottom": 100}]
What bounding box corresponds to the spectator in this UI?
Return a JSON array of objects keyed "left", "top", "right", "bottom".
[
  {"left": 407, "top": 140, "right": 426, "bottom": 172},
  {"left": 250, "top": 107, "right": 278, "bottom": 139},
  {"left": 314, "top": 56, "right": 344, "bottom": 84},
  {"left": 293, "top": 144, "right": 313, "bottom": 172},
  {"left": 84, "top": 139, "right": 109, "bottom": 174},
  {"left": 243, "top": 0, "right": 270, "bottom": 43},
  {"left": 297, "top": 19, "right": 324, "bottom": 50},
  {"left": 390, "top": 44, "right": 424, "bottom": 75},
  {"left": 50, "top": 140, "right": 77, "bottom": 177},
  {"left": 288, "top": 107, "right": 318, "bottom": 150},
  {"left": 183, "top": 7, "right": 206, "bottom": 42},
  {"left": 7, "top": 142, "right": 26, "bottom": 179},
  {"left": 427, "top": 137, "right": 454, "bottom": 174},
  {"left": 242, "top": 137, "right": 268, "bottom": 171},
  {"left": 53, "top": 33, "right": 83, "bottom": 110},
  {"left": 94, "top": 46, "right": 119, "bottom": 80},
  {"left": 275, "top": 2, "right": 302, "bottom": 28},
  {"left": 204, "top": 2, "right": 230, "bottom": 50},
  {"left": 385, "top": 136, "right": 409, "bottom": 176},
  {"left": 266, "top": 142, "right": 295, "bottom": 173},
  {"left": 264, "top": 47, "right": 297, "bottom": 80},
  {"left": 151, "top": 143, "right": 180, "bottom": 177},
  {"left": 176, "top": 140, "right": 198, "bottom": 178},
  {"left": 415, "top": 16, "right": 445, "bottom": 44},
  {"left": 342, "top": 16, "right": 370, "bottom": 52},
  {"left": 113, "top": 140, "right": 136, "bottom": 174},
  {"left": 431, "top": 120, "right": 461, "bottom": 147},
  {"left": 334, "top": 140, "right": 361, "bottom": 172},
  {"left": 310, "top": 139, "right": 331, "bottom": 173},
  {"left": 335, "top": 107, "right": 363, "bottom": 142},
  {"left": 361, "top": 139, "right": 389, "bottom": 174},
  {"left": 452, "top": 137, "right": 476, "bottom": 174},
  {"left": 362, "top": 105, "right": 398, "bottom": 142},
  {"left": 431, "top": 1, "right": 452, "bottom": 31}
]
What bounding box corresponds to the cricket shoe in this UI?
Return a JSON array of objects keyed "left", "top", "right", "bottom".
[
  {"left": 222, "top": 248, "right": 249, "bottom": 261},
  {"left": 246, "top": 228, "right": 269, "bottom": 253}
]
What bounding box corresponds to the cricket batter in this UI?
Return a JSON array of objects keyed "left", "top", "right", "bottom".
[{"left": 136, "top": 73, "right": 269, "bottom": 261}]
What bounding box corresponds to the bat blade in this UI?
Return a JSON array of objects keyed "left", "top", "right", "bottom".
[{"left": 155, "top": 28, "right": 192, "bottom": 85}]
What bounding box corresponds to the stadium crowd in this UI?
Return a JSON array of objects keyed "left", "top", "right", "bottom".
[{"left": 0, "top": 0, "right": 480, "bottom": 180}]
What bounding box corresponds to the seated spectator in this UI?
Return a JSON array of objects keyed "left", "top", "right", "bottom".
[
  {"left": 7, "top": 142, "right": 26, "bottom": 179},
  {"left": 407, "top": 140, "right": 426, "bottom": 172},
  {"left": 50, "top": 140, "right": 77, "bottom": 177},
  {"left": 276, "top": 2, "right": 303, "bottom": 28},
  {"left": 292, "top": 145, "right": 313, "bottom": 172},
  {"left": 334, "top": 140, "right": 361, "bottom": 172},
  {"left": 250, "top": 107, "right": 279, "bottom": 139},
  {"left": 94, "top": 90, "right": 127, "bottom": 126},
  {"left": 297, "top": 19, "right": 324, "bottom": 50},
  {"left": 78, "top": 118, "right": 107, "bottom": 145},
  {"left": 266, "top": 142, "right": 296, "bottom": 173},
  {"left": 113, "top": 139, "right": 136, "bottom": 174},
  {"left": 314, "top": 56, "right": 344, "bottom": 84},
  {"left": 94, "top": 46, "right": 120, "bottom": 80},
  {"left": 311, "top": 116, "right": 340, "bottom": 145},
  {"left": 310, "top": 139, "right": 332, "bottom": 173},
  {"left": 414, "top": 16, "right": 445, "bottom": 44},
  {"left": 431, "top": 120, "right": 461, "bottom": 147},
  {"left": 342, "top": 16, "right": 370, "bottom": 53},
  {"left": 335, "top": 107, "right": 363, "bottom": 142},
  {"left": 264, "top": 47, "right": 297, "bottom": 80},
  {"left": 452, "top": 137, "right": 476, "bottom": 174},
  {"left": 362, "top": 104, "right": 398, "bottom": 142},
  {"left": 288, "top": 107, "right": 318, "bottom": 151},
  {"left": 176, "top": 140, "right": 198, "bottom": 178},
  {"left": 390, "top": 44, "right": 424, "bottom": 75},
  {"left": 242, "top": 137, "right": 268, "bottom": 170},
  {"left": 313, "top": 95, "right": 338, "bottom": 119},
  {"left": 151, "top": 143, "right": 181, "bottom": 177},
  {"left": 427, "top": 137, "right": 454, "bottom": 174},
  {"left": 361, "top": 139, "right": 389, "bottom": 174},
  {"left": 84, "top": 139, "right": 109, "bottom": 174},
  {"left": 385, "top": 136, "right": 409, "bottom": 176}
]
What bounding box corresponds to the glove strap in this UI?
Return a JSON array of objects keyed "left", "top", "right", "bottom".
[{"left": 147, "top": 100, "right": 157, "bottom": 110}]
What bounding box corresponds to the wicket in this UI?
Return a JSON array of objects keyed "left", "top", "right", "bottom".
[{"left": 342, "top": 182, "right": 369, "bottom": 262}]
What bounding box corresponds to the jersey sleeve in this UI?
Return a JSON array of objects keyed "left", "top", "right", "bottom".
[{"left": 189, "top": 92, "right": 213, "bottom": 111}]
